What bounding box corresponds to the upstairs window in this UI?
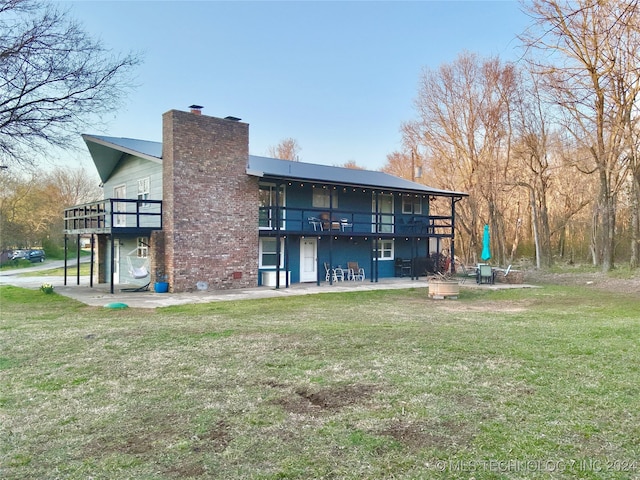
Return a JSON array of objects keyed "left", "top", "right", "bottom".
[
  {"left": 312, "top": 188, "right": 338, "bottom": 209},
  {"left": 402, "top": 195, "right": 422, "bottom": 215},
  {"left": 138, "top": 177, "right": 150, "bottom": 207}
]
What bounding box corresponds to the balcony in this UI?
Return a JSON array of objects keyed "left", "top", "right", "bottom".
[
  {"left": 64, "top": 199, "right": 163, "bottom": 235},
  {"left": 258, "top": 207, "right": 453, "bottom": 239}
]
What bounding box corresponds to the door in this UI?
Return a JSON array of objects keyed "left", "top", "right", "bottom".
[
  {"left": 299, "top": 238, "right": 317, "bottom": 282},
  {"left": 113, "top": 184, "right": 126, "bottom": 227}
]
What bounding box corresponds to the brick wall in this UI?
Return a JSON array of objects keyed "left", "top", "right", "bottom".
[{"left": 161, "top": 109, "right": 259, "bottom": 292}]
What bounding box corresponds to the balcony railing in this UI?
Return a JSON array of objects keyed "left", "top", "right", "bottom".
[
  {"left": 64, "top": 199, "right": 163, "bottom": 234},
  {"left": 258, "top": 207, "right": 453, "bottom": 238}
]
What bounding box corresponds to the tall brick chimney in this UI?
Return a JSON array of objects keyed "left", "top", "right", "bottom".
[{"left": 160, "top": 109, "right": 259, "bottom": 292}]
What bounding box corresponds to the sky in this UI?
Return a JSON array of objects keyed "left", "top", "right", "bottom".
[{"left": 60, "top": 0, "right": 532, "bottom": 172}]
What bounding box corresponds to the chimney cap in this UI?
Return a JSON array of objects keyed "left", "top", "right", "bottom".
[
  {"left": 225, "top": 116, "right": 241, "bottom": 122},
  {"left": 189, "top": 104, "right": 203, "bottom": 110}
]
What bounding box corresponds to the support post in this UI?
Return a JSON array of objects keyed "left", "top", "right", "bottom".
[
  {"left": 90, "top": 234, "right": 95, "bottom": 288},
  {"left": 110, "top": 234, "right": 115, "bottom": 294},
  {"left": 64, "top": 235, "right": 68, "bottom": 286},
  {"left": 76, "top": 234, "right": 81, "bottom": 285}
]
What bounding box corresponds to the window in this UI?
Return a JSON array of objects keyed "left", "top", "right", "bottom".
[
  {"left": 136, "top": 237, "right": 149, "bottom": 258},
  {"left": 375, "top": 240, "right": 394, "bottom": 260},
  {"left": 259, "top": 237, "right": 284, "bottom": 268},
  {"left": 138, "top": 177, "right": 150, "bottom": 207},
  {"left": 113, "top": 184, "right": 126, "bottom": 227},
  {"left": 312, "top": 188, "right": 338, "bottom": 208},
  {"left": 259, "top": 183, "right": 285, "bottom": 229},
  {"left": 402, "top": 195, "right": 422, "bottom": 215}
]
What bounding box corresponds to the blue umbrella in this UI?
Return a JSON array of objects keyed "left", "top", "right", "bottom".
[{"left": 481, "top": 224, "right": 491, "bottom": 262}]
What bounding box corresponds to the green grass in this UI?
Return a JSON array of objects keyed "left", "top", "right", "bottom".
[
  {"left": 18, "top": 262, "right": 92, "bottom": 277},
  {"left": 1, "top": 285, "right": 640, "bottom": 479}
]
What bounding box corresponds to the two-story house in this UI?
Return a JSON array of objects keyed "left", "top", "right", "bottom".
[{"left": 63, "top": 107, "right": 467, "bottom": 293}]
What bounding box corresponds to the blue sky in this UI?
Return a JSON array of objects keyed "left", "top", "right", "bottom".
[{"left": 62, "top": 1, "right": 530, "bottom": 171}]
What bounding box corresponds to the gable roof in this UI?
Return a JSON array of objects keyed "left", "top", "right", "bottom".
[{"left": 83, "top": 135, "right": 467, "bottom": 197}]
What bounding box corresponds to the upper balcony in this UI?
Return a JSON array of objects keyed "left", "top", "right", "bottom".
[
  {"left": 258, "top": 206, "right": 454, "bottom": 239},
  {"left": 64, "top": 199, "right": 163, "bottom": 235}
]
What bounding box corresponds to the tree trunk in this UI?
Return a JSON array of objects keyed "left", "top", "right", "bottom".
[
  {"left": 530, "top": 188, "right": 541, "bottom": 269},
  {"left": 630, "top": 175, "right": 640, "bottom": 269}
]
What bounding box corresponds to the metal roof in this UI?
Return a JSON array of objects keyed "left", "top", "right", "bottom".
[
  {"left": 82, "top": 135, "right": 162, "bottom": 182},
  {"left": 247, "top": 155, "right": 467, "bottom": 197},
  {"left": 82, "top": 135, "right": 467, "bottom": 197}
]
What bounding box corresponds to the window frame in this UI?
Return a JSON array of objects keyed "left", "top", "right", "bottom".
[
  {"left": 312, "top": 188, "right": 338, "bottom": 209},
  {"left": 259, "top": 237, "right": 284, "bottom": 268},
  {"left": 375, "top": 239, "right": 394, "bottom": 260},
  {"left": 402, "top": 195, "right": 422, "bottom": 215},
  {"left": 137, "top": 177, "right": 150, "bottom": 208},
  {"left": 136, "top": 237, "right": 149, "bottom": 258}
]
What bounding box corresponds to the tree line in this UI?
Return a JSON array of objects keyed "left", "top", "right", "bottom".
[
  {"left": 383, "top": 0, "right": 640, "bottom": 272},
  {"left": 0, "top": 167, "right": 101, "bottom": 254}
]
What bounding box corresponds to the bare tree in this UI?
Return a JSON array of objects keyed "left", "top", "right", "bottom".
[
  {"left": 0, "top": 0, "right": 141, "bottom": 167},
  {"left": 511, "top": 71, "right": 555, "bottom": 268},
  {"left": 338, "top": 160, "right": 365, "bottom": 170},
  {"left": 381, "top": 151, "right": 412, "bottom": 179},
  {"left": 406, "top": 52, "right": 519, "bottom": 265},
  {"left": 522, "top": 0, "right": 640, "bottom": 271},
  {"left": 267, "top": 138, "right": 301, "bottom": 161}
]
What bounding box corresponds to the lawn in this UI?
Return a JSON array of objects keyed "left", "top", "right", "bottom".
[{"left": 1, "top": 284, "right": 639, "bottom": 479}]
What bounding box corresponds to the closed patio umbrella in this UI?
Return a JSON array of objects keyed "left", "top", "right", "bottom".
[{"left": 481, "top": 224, "right": 491, "bottom": 262}]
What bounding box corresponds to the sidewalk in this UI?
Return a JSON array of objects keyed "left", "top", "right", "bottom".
[{"left": 1, "top": 263, "right": 535, "bottom": 309}]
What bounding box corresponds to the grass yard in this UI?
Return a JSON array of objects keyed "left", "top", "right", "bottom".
[{"left": 1, "top": 284, "right": 639, "bottom": 479}]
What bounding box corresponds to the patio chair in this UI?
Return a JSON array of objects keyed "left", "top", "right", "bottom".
[
  {"left": 477, "top": 263, "right": 495, "bottom": 284},
  {"left": 308, "top": 216, "right": 323, "bottom": 231},
  {"left": 347, "top": 261, "right": 365, "bottom": 281},
  {"left": 324, "top": 262, "right": 344, "bottom": 282}
]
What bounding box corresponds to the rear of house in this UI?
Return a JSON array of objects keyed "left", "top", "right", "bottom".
[{"left": 64, "top": 107, "right": 467, "bottom": 293}]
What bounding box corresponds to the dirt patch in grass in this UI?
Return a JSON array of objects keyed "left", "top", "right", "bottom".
[
  {"left": 166, "top": 462, "right": 207, "bottom": 478},
  {"left": 192, "top": 420, "right": 232, "bottom": 453},
  {"left": 380, "top": 418, "right": 475, "bottom": 450},
  {"left": 273, "top": 384, "right": 378, "bottom": 414}
]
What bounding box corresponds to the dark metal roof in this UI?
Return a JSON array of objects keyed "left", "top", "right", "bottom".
[
  {"left": 247, "top": 155, "right": 467, "bottom": 197},
  {"left": 82, "top": 134, "right": 467, "bottom": 197}
]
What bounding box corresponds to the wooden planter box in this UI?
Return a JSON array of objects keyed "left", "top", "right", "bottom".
[{"left": 428, "top": 280, "right": 460, "bottom": 299}]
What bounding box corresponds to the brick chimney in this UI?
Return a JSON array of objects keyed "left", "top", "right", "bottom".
[
  {"left": 189, "top": 104, "right": 203, "bottom": 115},
  {"left": 160, "top": 109, "right": 259, "bottom": 292}
]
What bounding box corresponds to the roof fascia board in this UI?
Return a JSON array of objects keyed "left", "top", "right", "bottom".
[{"left": 82, "top": 134, "right": 162, "bottom": 163}]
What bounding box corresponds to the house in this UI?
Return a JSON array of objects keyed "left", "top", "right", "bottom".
[{"left": 63, "top": 107, "right": 468, "bottom": 293}]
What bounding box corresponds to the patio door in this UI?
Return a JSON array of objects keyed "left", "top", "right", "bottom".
[
  {"left": 372, "top": 193, "right": 394, "bottom": 233},
  {"left": 299, "top": 238, "right": 317, "bottom": 282}
]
